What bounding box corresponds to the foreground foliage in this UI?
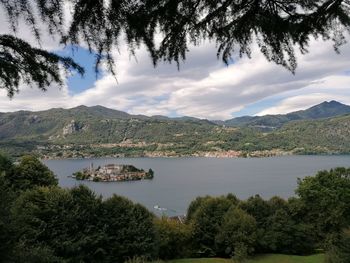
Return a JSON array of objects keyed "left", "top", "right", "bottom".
[
  {"left": 1, "top": 1, "right": 350, "bottom": 95},
  {"left": 296, "top": 168, "right": 350, "bottom": 247},
  {"left": 0, "top": 155, "right": 157, "bottom": 262},
  {"left": 0, "top": 154, "right": 349, "bottom": 262},
  {"left": 164, "top": 253, "right": 325, "bottom": 263},
  {"left": 326, "top": 229, "right": 350, "bottom": 263}
]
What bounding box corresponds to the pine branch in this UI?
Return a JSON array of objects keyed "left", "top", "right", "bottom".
[{"left": 0, "top": 35, "right": 84, "bottom": 97}]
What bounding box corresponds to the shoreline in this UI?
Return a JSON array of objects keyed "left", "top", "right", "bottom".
[{"left": 40, "top": 151, "right": 350, "bottom": 161}]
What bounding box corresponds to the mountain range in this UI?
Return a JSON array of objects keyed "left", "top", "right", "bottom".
[
  {"left": 216, "top": 100, "right": 350, "bottom": 129},
  {"left": 1, "top": 100, "right": 350, "bottom": 158}
]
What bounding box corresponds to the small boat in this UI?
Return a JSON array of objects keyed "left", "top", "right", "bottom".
[{"left": 154, "top": 205, "right": 167, "bottom": 211}]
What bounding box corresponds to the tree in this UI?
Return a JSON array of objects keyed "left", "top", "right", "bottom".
[
  {"left": 262, "top": 207, "right": 315, "bottom": 254},
  {"left": 239, "top": 195, "right": 271, "bottom": 226},
  {"left": 326, "top": 229, "right": 350, "bottom": 263},
  {"left": 186, "top": 196, "right": 213, "bottom": 222},
  {"left": 11, "top": 185, "right": 106, "bottom": 262},
  {"left": 0, "top": 154, "right": 61, "bottom": 261},
  {"left": 296, "top": 167, "right": 350, "bottom": 247},
  {"left": 239, "top": 195, "right": 272, "bottom": 253},
  {"left": 0, "top": 173, "right": 16, "bottom": 261},
  {"left": 188, "top": 196, "right": 238, "bottom": 257},
  {"left": 11, "top": 186, "right": 70, "bottom": 262},
  {"left": 64, "top": 185, "right": 106, "bottom": 262},
  {"left": 99, "top": 195, "right": 158, "bottom": 262},
  {"left": 12, "top": 243, "right": 61, "bottom": 263},
  {"left": 155, "top": 217, "right": 192, "bottom": 260},
  {"left": 1, "top": 1, "right": 350, "bottom": 96},
  {"left": 0, "top": 154, "right": 14, "bottom": 176},
  {"left": 216, "top": 207, "right": 257, "bottom": 261},
  {"left": 240, "top": 195, "right": 315, "bottom": 255},
  {"left": 7, "top": 155, "right": 58, "bottom": 191},
  {"left": 187, "top": 194, "right": 239, "bottom": 221},
  {"left": 0, "top": 34, "right": 84, "bottom": 97}
]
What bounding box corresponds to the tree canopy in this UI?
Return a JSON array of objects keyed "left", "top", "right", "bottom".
[
  {"left": 326, "top": 229, "right": 350, "bottom": 263},
  {"left": 296, "top": 167, "right": 350, "bottom": 245},
  {"left": 6, "top": 155, "right": 58, "bottom": 191},
  {"left": 1, "top": 154, "right": 350, "bottom": 261},
  {"left": 1, "top": 0, "right": 350, "bottom": 96}
]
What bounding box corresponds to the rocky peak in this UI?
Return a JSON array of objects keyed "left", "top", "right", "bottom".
[{"left": 63, "top": 120, "right": 79, "bottom": 135}]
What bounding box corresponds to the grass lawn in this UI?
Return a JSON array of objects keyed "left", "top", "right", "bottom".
[
  {"left": 164, "top": 259, "right": 232, "bottom": 263},
  {"left": 164, "top": 254, "right": 325, "bottom": 263}
]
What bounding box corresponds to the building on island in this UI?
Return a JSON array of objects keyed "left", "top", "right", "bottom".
[
  {"left": 100, "top": 164, "right": 123, "bottom": 175},
  {"left": 72, "top": 163, "right": 154, "bottom": 182}
]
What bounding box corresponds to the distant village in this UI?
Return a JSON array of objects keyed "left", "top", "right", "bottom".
[
  {"left": 72, "top": 163, "right": 154, "bottom": 182},
  {"left": 38, "top": 143, "right": 293, "bottom": 160}
]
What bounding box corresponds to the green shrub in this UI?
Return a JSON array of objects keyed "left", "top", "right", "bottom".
[{"left": 155, "top": 217, "right": 192, "bottom": 259}]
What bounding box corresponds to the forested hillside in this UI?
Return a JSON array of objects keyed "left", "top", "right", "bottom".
[
  {"left": 2, "top": 102, "right": 350, "bottom": 158},
  {"left": 221, "top": 100, "right": 350, "bottom": 129}
]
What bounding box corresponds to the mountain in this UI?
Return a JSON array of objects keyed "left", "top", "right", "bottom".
[
  {"left": 2, "top": 101, "right": 350, "bottom": 158},
  {"left": 222, "top": 100, "right": 350, "bottom": 129},
  {"left": 0, "top": 105, "right": 215, "bottom": 140},
  {"left": 286, "top": 100, "right": 350, "bottom": 120},
  {"left": 260, "top": 113, "right": 350, "bottom": 154},
  {"left": 0, "top": 105, "right": 225, "bottom": 157}
]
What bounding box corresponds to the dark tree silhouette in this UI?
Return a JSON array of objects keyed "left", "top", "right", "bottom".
[{"left": 1, "top": 0, "right": 349, "bottom": 96}]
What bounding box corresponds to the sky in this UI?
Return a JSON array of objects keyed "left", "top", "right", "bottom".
[{"left": 1, "top": 6, "right": 350, "bottom": 120}]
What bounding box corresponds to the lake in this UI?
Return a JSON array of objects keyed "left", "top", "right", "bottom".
[{"left": 45, "top": 155, "right": 350, "bottom": 216}]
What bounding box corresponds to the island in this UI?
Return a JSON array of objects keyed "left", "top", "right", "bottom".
[{"left": 72, "top": 163, "right": 154, "bottom": 182}]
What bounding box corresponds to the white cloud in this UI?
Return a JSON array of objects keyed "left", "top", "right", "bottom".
[
  {"left": 0, "top": 3, "right": 66, "bottom": 51},
  {"left": 72, "top": 37, "right": 350, "bottom": 120},
  {"left": 257, "top": 76, "right": 350, "bottom": 115},
  {"left": 0, "top": 83, "right": 70, "bottom": 112},
  {"left": 1, "top": 5, "right": 350, "bottom": 121}
]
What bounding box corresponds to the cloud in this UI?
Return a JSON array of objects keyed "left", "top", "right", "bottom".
[
  {"left": 72, "top": 37, "right": 350, "bottom": 120},
  {"left": 0, "top": 83, "right": 70, "bottom": 113},
  {"left": 257, "top": 76, "right": 350, "bottom": 115},
  {"left": 0, "top": 4, "right": 66, "bottom": 51},
  {"left": 1, "top": 4, "right": 350, "bottom": 120}
]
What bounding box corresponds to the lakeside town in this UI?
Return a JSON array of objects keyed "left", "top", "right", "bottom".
[
  {"left": 72, "top": 163, "right": 154, "bottom": 182},
  {"left": 35, "top": 143, "right": 296, "bottom": 160}
]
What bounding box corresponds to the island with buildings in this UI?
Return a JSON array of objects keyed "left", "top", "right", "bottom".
[{"left": 72, "top": 163, "right": 154, "bottom": 182}]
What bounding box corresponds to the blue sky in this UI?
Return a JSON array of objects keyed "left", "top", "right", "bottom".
[
  {"left": 232, "top": 97, "right": 284, "bottom": 117},
  {"left": 56, "top": 46, "right": 103, "bottom": 94}
]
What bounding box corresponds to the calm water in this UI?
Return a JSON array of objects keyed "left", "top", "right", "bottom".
[{"left": 45, "top": 156, "right": 350, "bottom": 216}]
